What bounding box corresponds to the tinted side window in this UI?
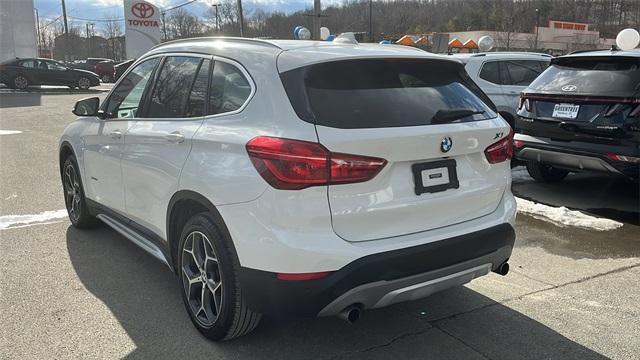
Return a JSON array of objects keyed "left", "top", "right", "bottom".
[
  {"left": 479, "top": 61, "right": 501, "bottom": 84},
  {"left": 105, "top": 58, "right": 159, "bottom": 118},
  {"left": 19, "top": 60, "right": 37, "bottom": 68},
  {"left": 185, "top": 59, "right": 210, "bottom": 117},
  {"left": 503, "top": 60, "right": 544, "bottom": 86},
  {"left": 146, "top": 57, "right": 201, "bottom": 118},
  {"left": 208, "top": 61, "right": 251, "bottom": 115}
]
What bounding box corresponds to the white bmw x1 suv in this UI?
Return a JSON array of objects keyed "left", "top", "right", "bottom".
[{"left": 60, "top": 37, "right": 516, "bottom": 341}]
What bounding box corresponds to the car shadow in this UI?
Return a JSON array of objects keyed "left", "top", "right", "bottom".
[
  {"left": 67, "top": 225, "right": 608, "bottom": 359},
  {"left": 0, "top": 93, "right": 41, "bottom": 108},
  {"left": 512, "top": 170, "right": 639, "bottom": 225}
]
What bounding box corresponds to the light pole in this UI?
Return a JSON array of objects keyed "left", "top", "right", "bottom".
[{"left": 211, "top": 4, "right": 220, "bottom": 32}]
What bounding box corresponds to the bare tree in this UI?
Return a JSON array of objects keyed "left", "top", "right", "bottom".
[
  {"left": 167, "top": 8, "right": 203, "bottom": 39},
  {"left": 102, "top": 15, "right": 124, "bottom": 60}
]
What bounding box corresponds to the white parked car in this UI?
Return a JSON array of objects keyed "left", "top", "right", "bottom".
[
  {"left": 59, "top": 37, "right": 516, "bottom": 341},
  {"left": 451, "top": 52, "right": 552, "bottom": 127}
]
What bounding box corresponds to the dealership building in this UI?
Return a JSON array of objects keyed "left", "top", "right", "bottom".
[{"left": 445, "top": 20, "right": 616, "bottom": 55}]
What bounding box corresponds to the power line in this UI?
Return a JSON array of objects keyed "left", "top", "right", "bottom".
[
  {"left": 68, "top": 16, "right": 124, "bottom": 22},
  {"left": 162, "top": 0, "right": 200, "bottom": 13}
]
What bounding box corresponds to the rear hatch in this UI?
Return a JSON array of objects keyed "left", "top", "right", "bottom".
[
  {"left": 280, "top": 58, "right": 511, "bottom": 242},
  {"left": 518, "top": 55, "right": 640, "bottom": 147}
]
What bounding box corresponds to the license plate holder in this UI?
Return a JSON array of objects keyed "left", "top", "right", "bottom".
[
  {"left": 412, "top": 159, "right": 459, "bottom": 195},
  {"left": 552, "top": 103, "right": 580, "bottom": 119}
]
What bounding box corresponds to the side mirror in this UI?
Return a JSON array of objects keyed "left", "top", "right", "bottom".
[{"left": 72, "top": 97, "right": 100, "bottom": 116}]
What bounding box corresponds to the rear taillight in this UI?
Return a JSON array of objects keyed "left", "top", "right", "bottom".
[
  {"left": 246, "top": 136, "right": 386, "bottom": 190},
  {"left": 607, "top": 153, "right": 640, "bottom": 164},
  {"left": 484, "top": 129, "right": 514, "bottom": 164}
]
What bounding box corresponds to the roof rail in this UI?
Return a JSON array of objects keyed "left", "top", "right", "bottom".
[
  {"left": 566, "top": 48, "right": 611, "bottom": 55},
  {"left": 471, "top": 52, "right": 552, "bottom": 57},
  {"left": 150, "top": 36, "right": 284, "bottom": 51}
]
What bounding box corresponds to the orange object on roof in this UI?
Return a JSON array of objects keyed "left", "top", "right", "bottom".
[
  {"left": 415, "top": 36, "right": 430, "bottom": 45},
  {"left": 448, "top": 38, "right": 464, "bottom": 48},
  {"left": 396, "top": 35, "right": 415, "bottom": 46},
  {"left": 463, "top": 39, "right": 478, "bottom": 49}
]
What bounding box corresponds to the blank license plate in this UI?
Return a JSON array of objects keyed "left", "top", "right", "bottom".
[
  {"left": 552, "top": 103, "right": 580, "bottom": 119},
  {"left": 421, "top": 167, "right": 450, "bottom": 187},
  {"left": 411, "top": 159, "right": 459, "bottom": 195}
]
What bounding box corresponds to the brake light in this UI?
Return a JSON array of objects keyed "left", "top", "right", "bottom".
[
  {"left": 484, "top": 129, "right": 514, "bottom": 164},
  {"left": 607, "top": 153, "right": 640, "bottom": 163},
  {"left": 246, "top": 136, "right": 386, "bottom": 190},
  {"left": 518, "top": 97, "right": 531, "bottom": 112}
]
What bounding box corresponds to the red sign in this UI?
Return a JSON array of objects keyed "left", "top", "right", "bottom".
[{"left": 131, "top": 2, "right": 154, "bottom": 19}]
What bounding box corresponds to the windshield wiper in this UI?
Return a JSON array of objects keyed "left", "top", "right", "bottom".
[{"left": 431, "top": 109, "right": 485, "bottom": 124}]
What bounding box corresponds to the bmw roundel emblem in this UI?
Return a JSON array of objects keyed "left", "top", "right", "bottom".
[{"left": 440, "top": 137, "right": 453, "bottom": 153}]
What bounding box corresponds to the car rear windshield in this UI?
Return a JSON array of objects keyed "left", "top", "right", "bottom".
[
  {"left": 280, "top": 58, "right": 496, "bottom": 129},
  {"left": 528, "top": 57, "right": 640, "bottom": 96}
]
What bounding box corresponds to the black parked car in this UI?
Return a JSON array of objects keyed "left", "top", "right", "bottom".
[
  {"left": 114, "top": 59, "right": 135, "bottom": 81},
  {"left": 0, "top": 58, "right": 100, "bottom": 90},
  {"left": 515, "top": 49, "right": 640, "bottom": 181}
]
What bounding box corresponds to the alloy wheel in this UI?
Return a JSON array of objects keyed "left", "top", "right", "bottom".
[
  {"left": 63, "top": 163, "right": 81, "bottom": 222},
  {"left": 14, "top": 76, "right": 28, "bottom": 89},
  {"left": 78, "top": 77, "right": 91, "bottom": 90},
  {"left": 181, "top": 231, "right": 223, "bottom": 327}
]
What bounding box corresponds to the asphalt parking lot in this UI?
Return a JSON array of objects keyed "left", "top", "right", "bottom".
[{"left": 1, "top": 89, "right": 639, "bottom": 359}]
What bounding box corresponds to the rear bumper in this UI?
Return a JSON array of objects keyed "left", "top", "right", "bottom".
[
  {"left": 514, "top": 134, "right": 639, "bottom": 178},
  {"left": 239, "top": 223, "right": 515, "bottom": 317}
]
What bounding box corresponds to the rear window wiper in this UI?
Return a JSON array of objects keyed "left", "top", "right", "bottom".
[{"left": 431, "top": 109, "right": 485, "bottom": 124}]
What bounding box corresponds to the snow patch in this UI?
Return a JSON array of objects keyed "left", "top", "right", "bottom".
[
  {"left": 0, "top": 130, "right": 22, "bottom": 135},
  {"left": 0, "top": 209, "right": 68, "bottom": 230},
  {"left": 516, "top": 197, "right": 623, "bottom": 231}
]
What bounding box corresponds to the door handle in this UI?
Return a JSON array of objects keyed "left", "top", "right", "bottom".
[
  {"left": 109, "top": 130, "right": 122, "bottom": 139},
  {"left": 165, "top": 132, "right": 185, "bottom": 144}
]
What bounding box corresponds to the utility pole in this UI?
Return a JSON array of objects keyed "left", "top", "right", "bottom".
[
  {"left": 534, "top": 8, "right": 540, "bottom": 50},
  {"left": 161, "top": 12, "right": 167, "bottom": 40},
  {"left": 35, "top": 8, "right": 43, "bottom": 56},
  {"left": 86, "top": 23, "right": 91, "bottom": 58},
  {"left": 369, "top": 0, "right": 373, "bottom": 42},
  {"left": 237, "top": 0, "right": 244, "bottom": 37},
  {"left": 61, "top": 0, "right": 69, "bottom": 61},
  {"left": 312, "top": 0, "right": 321, "bottom": 40}
]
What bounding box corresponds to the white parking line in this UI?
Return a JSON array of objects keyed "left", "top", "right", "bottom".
[
  {"left": 0, "top": 130, "right": 23, "bottom": 135},
  {"left": 516, "top": 197, "right": 623, "bottom": 231},
  {"left": 0, "top": 209, "right": 68, "bottom": 230}
]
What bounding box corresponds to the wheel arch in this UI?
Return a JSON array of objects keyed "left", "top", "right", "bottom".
[
  {"left": 59, "top": 141, "right": 76, "bottom": 177},
  {"left": 166, "top": 190, "right": 238, "bottom": 271}
]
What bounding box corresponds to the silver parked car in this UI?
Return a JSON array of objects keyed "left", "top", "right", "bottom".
[{"left": 452, "top": 52, "right": 551, "bottom": 127}]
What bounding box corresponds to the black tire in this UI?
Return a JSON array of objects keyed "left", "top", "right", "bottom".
[
  {"left": 101, "top": 74, "right": 112, "bottom": 83},
  {"left": 77, "top": 76, "right": 91, "bottom": 90},
  {"left": 12, "top": 75, "right": 28, "bottom": 90},
  {"left": 525, "top": 161, "right": 569, "bottom": 183},
  {"left": 61, "top": 155, "right": 99, "bottom": 228},
  {"left": 177, "top": 213, "right": 261, "bottom": 341}
]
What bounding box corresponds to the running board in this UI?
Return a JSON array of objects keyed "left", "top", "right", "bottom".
[{"left": 96, "top": 214, "right": 172, "bottom": 270}]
